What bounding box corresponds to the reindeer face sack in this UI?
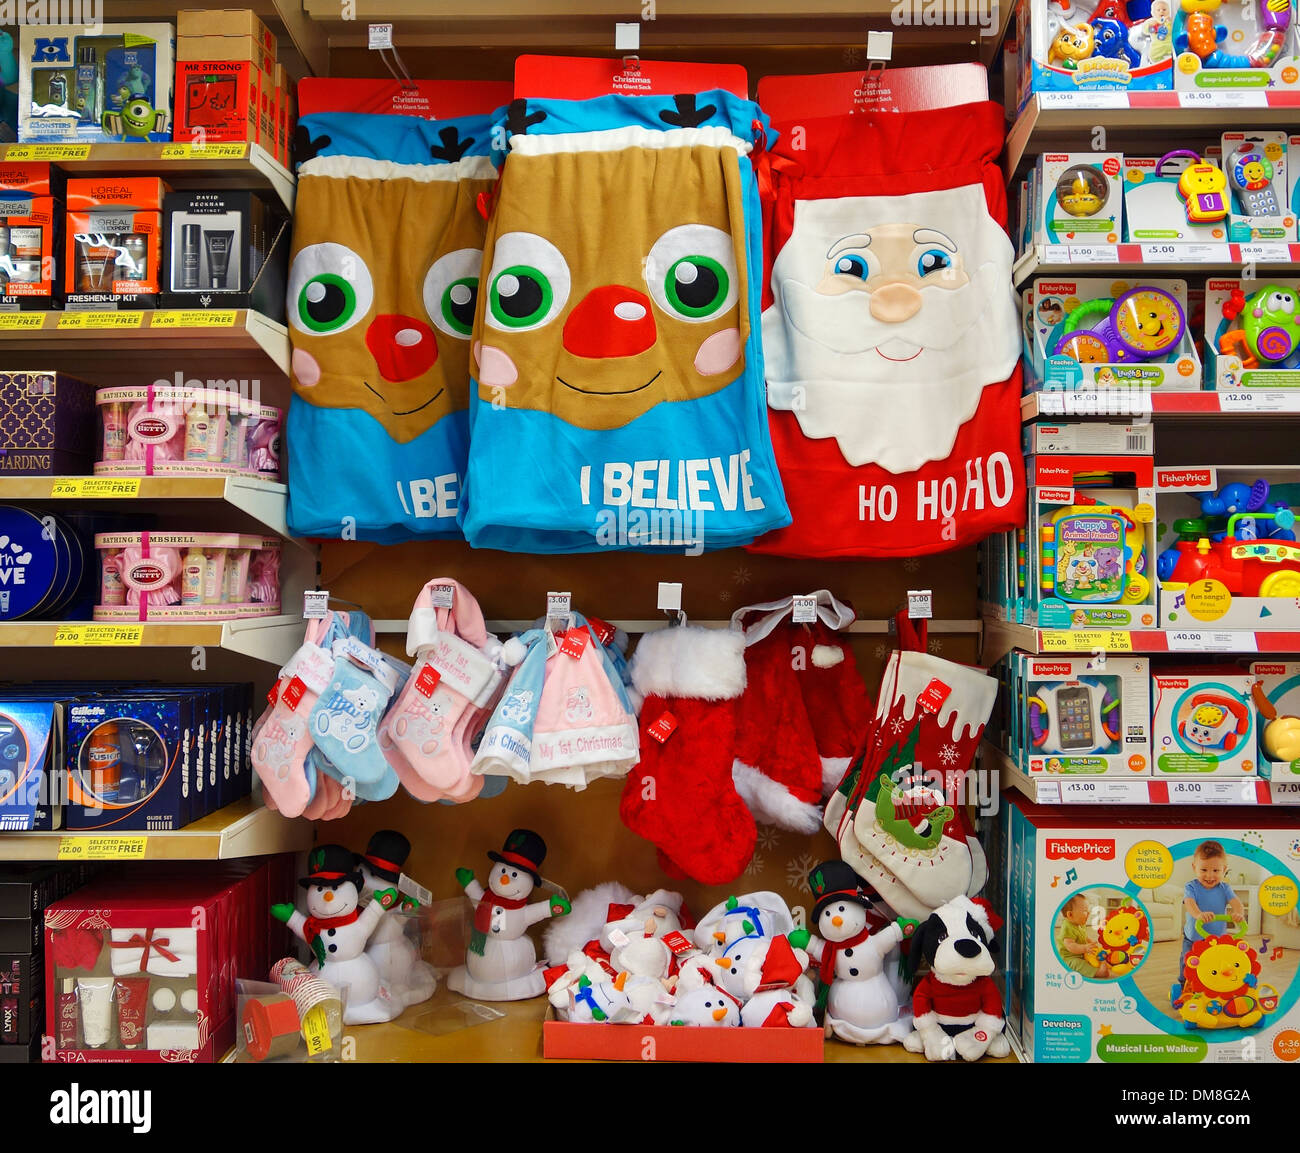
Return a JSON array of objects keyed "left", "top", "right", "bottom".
[
  {"left": 285, "top": 110, "right": 499, "bottom": 541},
  {"left": 752, "top": 101, "right": 1025, "bottom": 558}
]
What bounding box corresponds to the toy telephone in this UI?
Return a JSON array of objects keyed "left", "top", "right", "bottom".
[
  {"left": 1052, "top": 286, "right": 1186, "bottom": 363},
  {"left": 1180, "top": 691, "right": 1251, "bottom": 752},
  {"left": 1028, "top": 679, "right": 1121, "bottom": 754},
  {"left": 1159, "top": 150, "right": 1229, "bottom": 224},
  {"left": 1218, "top": 284, "right": 1300, "bottom": 368},
  {"left": 1228, "top": 143, "right": 1280, "bottom": 217},
  {"left": 1041, "top": 502, "right": 1151, "bottom": 604}
]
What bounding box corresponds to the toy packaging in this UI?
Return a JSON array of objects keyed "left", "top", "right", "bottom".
[
  {"left": 1018, "top": 0, "right": 1175, "bottom": 109},
  {"left": 1206, "top": 279, "right": 1300, "bottom": 388},
  {"left": 65, "top": 178, "right": 166, "bottom": 309},
  {"left": 1122, "top": 153, "right": 1231, "bottom": 244},
  {"left": 1152, "top": 670, "right": 1257, "bottom": 776},
  {"left": 1000, "top": 795, "right": 1300, "bottom": 1063},
  {"left": 1249, "top": 661, "right": 1300, "bottom": 780},
  {"left": 177, "top": 8, "right": 277, "bottom": 75},
  {"left": 0, "top": 697, "right": 78, "bottom": 831},
  {"left": 1029, "top": 278, "right": 1201, "bottom": 391},
  {"left": 19, "top": 23, "right": 174, "bottom": 144},
  {"left": 95, "top": 385, "right": 282, "bottom": 481},
  {"left": 0, "top": 372, "right": 95, "bottom": 476},
  {"left": 1024, "top": 421, "right": 1153, "bottom": 455},
  {"left": 1172, "top": 0, "right": 1300, "bottom": 93},
  {"left": 1034, "top": 153, "right": 1124, "bottom": 246},
  {"left": 1155, "top": 465, "right": 1300, "bottom": 628},
  {"left": 1014, "top": 653, "right": 1152, "bottom": 775},
  {"left": 173, "top": 60, "right": 274, "bottom": 151},
  {"left": 1222, "top": 132, "right": 1293, "bottom": 242}
]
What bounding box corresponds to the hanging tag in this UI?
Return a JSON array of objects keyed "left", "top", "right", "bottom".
[
  {"left": 907, "top": 590, "right": 933, "bottom": 620},
  {"left": 647, "top": 711, "right": 678, "bottom": 743},
  {"left": 662, "top": 930, "right": 694, "bottom": 956},
  {"left": 266, "top": 682, "right": 281, "bottom": 707},
  {"left": 588, "top": 616, "right": 616, "bottom": 647},
  {"left": 282, "top": 677, "right": 307, "bottom": 711},
  {"left": 368, "top": 23, "right": 393, "bottom": 49},
  {"left": 608, "top": 928, "right": 631, "bottom": 948},
  {"left": 792, "top": 595, "right": 817, "bottom": 624},
  {"left": 559, "top": 628, "right": 589, "bottom": 659},
  {"left": 545, "top": 630, "right": 560, "bottom": 658},
  {"left": 546, "top": 591, "right": 571, "bottom": 618},
  {"left": 917, "top": 678, "right": 951, "bottom": 715},
  {"left": 414, "top": 663, "right": 442, "bottom": 698},
  {"left": 657, "top": 582, "right": 682, "bottom": 613},
  {"left": 429, "top": 584, "right": 455, "bottom": 609},
  {"left": 398, "top": 873, "right": 433, "bottom": 906},
  {"left": 302, "top": 589, "right": 329, "bottom": 620}
]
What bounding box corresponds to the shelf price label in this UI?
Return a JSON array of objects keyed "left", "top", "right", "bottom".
[
  {"left": 1066, "top": 245, "right": 1117, "bottom": 264},
  {"left": 1165, "top": 630, "right": 1256, "bottom": 653},
  {"left": 1059, "top": 779, "right": 1148, "bottom": 804},
  {"left": 1270, "top": 780, "right": 1300, "bottom": 805},
  {"left": 1039, "top": 91, "right": 1130, "bottom": 110},
  {"left": 1178, "top": 90, "right": 1266, "bottom": 109},
  {"left": 1179, "top": 243, "right": 1233, "bottom": 263},
  {"left": 54, "top": 624, "right": 145, "bottom": 646},
  {"left": 159, "top": 142, "right": 249, "bottom": 160},
  {"left": 57, "top": 311, "right": 145, "bottom": 330},
  {"left": 1217, "top": 390, "right": 1300, "bottom": 414},
  {"left": 1239, "top": 243, "right": 1292, "bottom": 264},
  {"left": 1036, "top": 391, "right": 1152, "bottom": 417},
  {"left": 1166, "top": 779, "right": 1252, "bottom": 804},
  {"left": 150, "top": 310, "right": 238, "bottom": 329},
  {"left": 4, "top": 143, "right": 92, "bottom": 160},
  {"left": 57, "top": 835, "right": 148, "bottom": 860},
  {"left": 1040, "top": 629, "right": 1134, "bottom": 653},
  {"left": 1138, "top": 243, "right": 1181, "bottom": 262},
  {"left": 1042, "top": 244, "right": 1070, "bottom": 264},
  {"left": 49, "top": 477, "right": 141, "bottom": 498},
  {"left": 0, "top": 312, "right": 47, "bottom": 329}
]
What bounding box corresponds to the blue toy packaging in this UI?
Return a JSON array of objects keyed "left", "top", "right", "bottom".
[
  {"left": 1152, "top": 669, "right": 1258, "bottom": 777},
  {"left": 999, "top": 795, "right": 1300, "bottom": 1062}
]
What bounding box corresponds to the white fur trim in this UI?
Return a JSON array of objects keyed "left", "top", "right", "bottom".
[
  {"left": 500, "top": 636, "right": 529, "bottom": 667},
  {"left": 300, "top": 154, "right": 497, "bottom": 181},
  {"left": 543, "top": 881, "right": 638, "bottom": 964},
  {"left": 913, "top": 1011, "right": 938, "bottom": 1030},
  {"left": 732, "top": 761, "right": 823, "bottom": 834},
  {"left": 811, "top": 644, "right": 844, "bottom": 668},
  {"left": 630, "top": 627, "right": 746, "bottom": 701},
  {"left": 821, "top": 756, "right": 851, "bottom": 796},
  {"left": 509, "top": 125, "right": 750, "bottom": 157},
  {"left": 973, "top": 1012, "right": 1005, "bottom": 1035}
]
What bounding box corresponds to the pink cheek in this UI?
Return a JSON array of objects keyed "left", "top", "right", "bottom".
[
  {"left": 693, "top": 327, "right": 742, "bottom": 376},
  {"left": 292, "top": 348, "right": 322, "bottom": 388},
  {"left": 474, "top": 341, "right": 519, "bottom": 388}
]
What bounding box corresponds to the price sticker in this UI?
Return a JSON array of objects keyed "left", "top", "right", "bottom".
[
  {"left": 0, "top": 312, "right": 46, "bottom": 329},
  {"left": 1039, "top": 91, "right": 1129, "bottom": 109},
  {"left": 546, "top": 590, "right": 571, "bottom": 618},
  {"left": 368, "top": 22, "right": 394, "bottom": 49},
  {"left": 1059, "top": 780, "right": 1106, "bottom": 803},
  {"left": 1239, "top": 243, "right": 1291, "bottom": 263},
  {"left": 792, "top": 594, "right": 818, "bottom": 623},
  {"left": 1138, "top": 243, "right": 1181, "bottom": 262},
  {"left": 57, "top": 311, "right": 145, "bottom": 329},
  {"left": 301, "top": 1006, "right": 332, "bottom": 1055},
  {"left": 907, "top": 589, "right": 933, "bottom": 620},
  {"left": 302, "top": 589, "right": 330, "bottom": 620},
  {"left": 1067, "top": 245, "right": 1118, "bottom": 264},
  {"left": 1040, "top": 629, "right": 1133, "bottom": 653},
  {"left": 150, "top": 310, "right": 238, "bottom": 328},
  {"left": 54, "top": 624, "right": 144, "bottom": 646},
  {"left": 1269, "top": 780, "right": 1300, "bottom": 805},
  {"left": 428, "top": 584, "right": 455, "bottom": 608},
  {"left": 656, "top": 582, "right": 682, "bottom": 613},
  {"left": 1042, "top": 244, "right": 1070, "bottom": 263},
  {"left": 1165, "top": 630, "right": 1256, "bottom": 653},
  {"left": 57, "top": 835, "right": 148, "bottom": 860},
  {"left": 1179, "top": 89, "right": 1265, "bottom": 109},
  {"left": 1166, "top": 780, "right": 1215, "bottom": 803},
  {"left": 4, "top": 143, "right": 91, "bottom": 160},
  {"left": 160, "top": 142, "right": 248, "bottom": 160},
  {"left": 48, "top": 477, "right": 141, "bottom": 498},
  {"left": 1218, "top": 390, "right": 1300, "bottom": 414},
  {"left": 1180, "top": 243, "right": 1232, "bottom": 263}
]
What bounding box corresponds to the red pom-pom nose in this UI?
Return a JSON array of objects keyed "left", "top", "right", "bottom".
[
  {"left": 563, "top": 286, "right": 657, "bottom": 359},
  {"left": 365, "top": 314, "right": 440, "bottom": 382}
]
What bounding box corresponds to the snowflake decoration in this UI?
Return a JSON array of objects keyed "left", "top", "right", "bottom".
[
  {"left": 902, "top": 557, "right": 921, "bottom": 573},
  {"left": 928, "top": 638, "right": 944, "bottom": 653},
  {"left": 784, "top": 851, "right": 818, "bottom": 890},
  {"left": 939, "top": 743, "right": 960, "bottom": 766},
  {"left": 744, "top": 851, "right": 766, "bottom": 877},
  {"left": 890, "top": 717, "right": 906, "bottom": 734},
  {"left": 756, "top": 824, "right": 783, "bottom": 851},
  {"left": 732, "top": 564, "right": 753, "bottom": 586},
  {"left": 874, "top": 643, "right": 890, "bottom": 661},
  {"left": 717, "top": 589, "right": 732, "bottom": 603}
]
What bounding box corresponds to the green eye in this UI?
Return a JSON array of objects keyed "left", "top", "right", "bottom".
[
  {"left": 665, "top": 256, "right": 728, "bottom": 318},
  {"left": 491, "top": 265, "right": 553, "bottom": 328},
  {"left": 298, "top": 273, "right": 357, "bottom": 333},
  {"left": 442, "top": 277, "right": 477, "bottom": 336}
]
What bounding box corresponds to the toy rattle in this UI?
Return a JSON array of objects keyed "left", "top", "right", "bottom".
[
  {"left": 1052, "top": 286, "right": 1186, "bottom": 363},
  {"left": 1228, "top": 143, "right": 1281, "bottom": 217},
  {"left": 1055, "top": 164, "right": 1109, "bottom": 217},
  {"left": 1218, "top": 284, "right": 1300, "bottom": 368},
  {"left": 1158, "top": 150, "right": 1229, "bottom": 224},
  {"left": 1028, "top": 679, "right": 1122, "bottom": 755},
  {"left": 1041, "top": 500, "right": 1150, "bottom": 604},
  {"left": 1174, "top": 0, "right": 1291, "bottom": 69}
]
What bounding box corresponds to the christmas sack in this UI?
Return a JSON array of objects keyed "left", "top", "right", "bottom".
[
  {"left": 286, "top": 109, "right": 499, "bottom": 541},
  {"left": 824, "top": 615, "right": 996, "bottom": 921},
  {"left": 459, "top": 92, "right": 791, "bottom": 553},
  {"left": 751, "top": 100, "right": 1025, "bottom": 558}
]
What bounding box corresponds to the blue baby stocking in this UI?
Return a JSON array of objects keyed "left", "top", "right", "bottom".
[{"left": 308, "top": 639, "right": 398, "bottom": 790}]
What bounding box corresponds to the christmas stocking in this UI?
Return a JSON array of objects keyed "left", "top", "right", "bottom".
[
  {"left": 308, "top": 637, "right": 401, "bottom": 793},
  {"left": 619, "top": 626, "right": 755, "bottom": 885},
  {"left": 797, "top": 620, "right": 873, "bottom": 797},
  {"left": 251, "top": 642, "right": 336, "bottom": 817}
]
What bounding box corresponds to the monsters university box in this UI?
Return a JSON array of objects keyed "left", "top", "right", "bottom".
[{"left": 1003, "top": 794, "right": 1300, "bottom": 1064}]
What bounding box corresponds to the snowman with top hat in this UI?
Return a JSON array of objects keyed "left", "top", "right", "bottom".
[
  {"left": 448, "top": 829, "right": 571, "bottom": 1001},
  {"left": 355, "top": 830, "right": 437, "bottom": 1011},
  {"left": 271, "top": 844, "right": 399, "bottom": 1024},
  {"left": 803, "top": 859, "right": 917, "bottom": 1045}
]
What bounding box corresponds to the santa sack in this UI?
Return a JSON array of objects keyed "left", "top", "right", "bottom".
[
  {"left": 460, "top": 93, "right": 790, "bottom": 553},
  {"left": 751, "top": 101, "right": 1025, "bottom": 558},
  {"left": 286, "top": 110, "right": 499, "bottom": 541}
]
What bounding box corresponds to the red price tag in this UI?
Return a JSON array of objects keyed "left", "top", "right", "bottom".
[
  {"left": 559, "top": 628, "right": 589, "bottom": 659},
  {"left": 587, "top": 616, "right": 616, "bottom": 647},
  {"left": 266, "top": 682, "right": 281, "bottom": 706},
  {"left": 415, "top": 663, "right": 441, "bottom": 697},
  {"left": 917, "top": 678, "right": 951, "bottom": 715},
  {"left": 662, "top": 930, "right": 693, "bottom": 955},
  {"left": 647, "top": 711, "right": 678, "bottom": 743},
  {"left": 282, "top": 677, "right": 307, "bottom": 711}
]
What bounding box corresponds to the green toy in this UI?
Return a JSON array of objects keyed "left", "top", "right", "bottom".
[{"left": 101, "top": 97, "right": 167, "bottom": 142}]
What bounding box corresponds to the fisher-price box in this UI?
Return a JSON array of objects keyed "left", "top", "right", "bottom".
[
  {"left": 1155, "top": 465, "right": 1300, "bottom": 629},
  {"left": 1222, "top": 132, "right": 1293, "bottom": 243},
  {"left": 1017, "top": 654, "right": 1152, "bottom": 775},
  {"left": 1152, "top": 670, "right": 1257, "bottom": 777},
  {"left": 1206, "top": 279, "right": 1300, "bottom": 389},
  {"left": 1122, "top": 154, "right": 1231, "bottom": 244},
  {"left": 1172, "top": 0, "right": 1300, "bottom": 94},
  {"left": 1030, "top": 278, "right": 1201, "bottom": 391},
  {"left": 1002, "top": 795, "right": 1300, "bottom": 1063},
  {"left": 1248, "top": 661, "right": 1300, "bottom": 781},
  {"left": 1033, "top": 153, "right": 1124, "bottom": 247}
]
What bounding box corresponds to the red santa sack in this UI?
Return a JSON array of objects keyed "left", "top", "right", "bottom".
[{"left": 751, "top": 101, "right": 1025, "bottom": 558}]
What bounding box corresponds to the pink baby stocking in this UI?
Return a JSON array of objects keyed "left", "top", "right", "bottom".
[{"left": 251, "top": 643, "right": 335, "bottom": 817}]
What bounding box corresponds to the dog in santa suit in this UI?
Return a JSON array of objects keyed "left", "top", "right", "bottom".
[{"left": 903, "top": 895, "right": 1010, "bottom": 1062}]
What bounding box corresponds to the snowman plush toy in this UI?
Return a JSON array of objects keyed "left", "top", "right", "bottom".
[
  {"left": 271, "top": 844, "right": 401, "bottom": 1025},
  {"left": 355, "top": 830, "right": 437, "bottom": 1011},
  {"left": 448, "top": 829, "right": 572, "bottom": 1001}
]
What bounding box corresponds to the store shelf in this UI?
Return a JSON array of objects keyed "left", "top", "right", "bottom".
[
  {"left": 0, "top": 476, "right": 289, "bottom": 537},
  {"left": 1013, "top": 242, "right": 1300, "bottom": 289},
  {"left": 372, "top": 617, "right": 984, "bottom": 635},
  {"left": 988, "top": 742, "right": 1299, "bottom": 806},
  {"left": 0, "top": 615, "right": 303, "bottom": 666},
  {"left": 980, "top": 615, "right": 1300, "bottom": 662},
  {"left": 1021, "top": 389, "right": 1300, "bottom": 420},
  {"left": 1006, "top": 92, "right": 1300, "bottom": 180},
  {"left": 0, "top": 142, "right": 295, "bottom": 213},
  {"left": 0, "top": 798, "right": 313, "bottom": 861}
]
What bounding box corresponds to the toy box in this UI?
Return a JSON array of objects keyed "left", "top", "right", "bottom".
[
  {"left": 1023, "top": 454, "right": 1159, "bottom": 629},
  {"left": 1001, "top": 795, "right": 1300, "bottom": 1062},
  {"left": 1024, "top": 421, "right": 1153, "bottom": 455},
  {"left": 1018, "top": 0, "right": 1174, "bottom": 111},
  {"left": 1034, "top": 153, "right": 1124, "bottom": 247},
  {"left": 177, "top": 8, "right": 277, "bottom": 74},
  {"left": 1029, "top": 278, "right": 1201, "bottom": 391},
  {"left": 1122, "top": 154, "right": 1231, "bottom": 244},
  {"left": 19, "top": 23, "right": 174, "bottom": 144},
  {"left": 1222, "top": 132, "right": 1293, "bottom": 242},
  {"left": 1206, "top": 279, "right": 1300, "bottom": 388},
  {"left": 65, "top": 178, "right": 166, "bottom": 309},
  {"left": 1015, "top": 653, "right": 1152, "bottom": 775},
  {"left": 1248, "top": 661, "right": 1300, "bottom": 780},
  {"left": 1172, "top": 0, "right": 1300, "bottom": 94},
  {"left": 1154, "top": 465, "right": 1300, "bottom": 628},
  {"left": 1153, "top": 670, "right": 1257, "bottom": 777},
  {"left": 0, "top": 371, "right": 95, "bottom": 476}
]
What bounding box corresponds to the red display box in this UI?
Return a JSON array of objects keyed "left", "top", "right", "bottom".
[{"left": 542, "top": 1009, "right": 824, "bottom": 1063}]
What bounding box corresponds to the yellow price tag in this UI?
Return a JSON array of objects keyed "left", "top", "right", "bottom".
[
  {"left": 54, "top": 624, "right": 144, "bottom": 646},
  {"left": 1040, "top": 629, "right": 1133, "bottom": 653},
  {"left": 58, "top": 836, "right": 148, "bottom": 860},
  {"left": 48, "top": 477, "right": 141, "bottom": 498},
  {"left": 150, "top": 310, "right": 238, "bottom": 329},
  {"left": 160, "top": 142, "right": 249, "bottom": 160},
  {"left": 57, "top": 312, "right": 145, "bottom": 330},
  {"left": 5, "top": 143, "right": 92, "bottom": 161},
  {"left": 300, "top": 1006, "right": 332, "bottom": 1055},
  {"left": 0, "top": 312, "right": 47, "bottom": 329}
]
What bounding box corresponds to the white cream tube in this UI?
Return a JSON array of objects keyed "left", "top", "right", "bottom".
[{"left": 77, "top": 977, "right": 116, "bottom": 1048}]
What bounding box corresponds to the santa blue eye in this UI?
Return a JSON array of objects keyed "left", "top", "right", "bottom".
[
  {"left": 834, "top": 254, "right": 870, "bottom": 280},
  {"left": 917, "top": 249, "right": 951, "bottom": 277}
]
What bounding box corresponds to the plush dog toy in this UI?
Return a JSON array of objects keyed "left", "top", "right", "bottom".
[{"left": 902, "top": 895, "right": 1010, "bottom": 1062}]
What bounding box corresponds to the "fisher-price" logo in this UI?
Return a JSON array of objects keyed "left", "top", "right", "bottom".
[
  {"left": 1157, "top": 468, "right": 1215, "bottom": 490},
  {"left": 1046, "top": 838, "right": 1116, "bottom": 861},
  {"left": 1032, "top": 663, "right": 1075, "bottom": 676}
]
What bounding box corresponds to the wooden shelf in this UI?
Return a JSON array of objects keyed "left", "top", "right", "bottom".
[{"left": 0, "top": 798, "right": 312, "bottom": 860}]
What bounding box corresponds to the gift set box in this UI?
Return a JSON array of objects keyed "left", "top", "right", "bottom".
[
  {"left": 65, "top": 178, "right": 166, "bottom": 310},
  {"left": 0, "top": 162, "right": 64, "bottom": 310},
  {"left": 0, "top": 371, "right": 96, "bottom": 476}
]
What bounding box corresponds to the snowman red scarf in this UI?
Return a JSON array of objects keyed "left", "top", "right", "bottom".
[{"left": 751, "top": 101, "right": 1025, "bottom": 558}]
